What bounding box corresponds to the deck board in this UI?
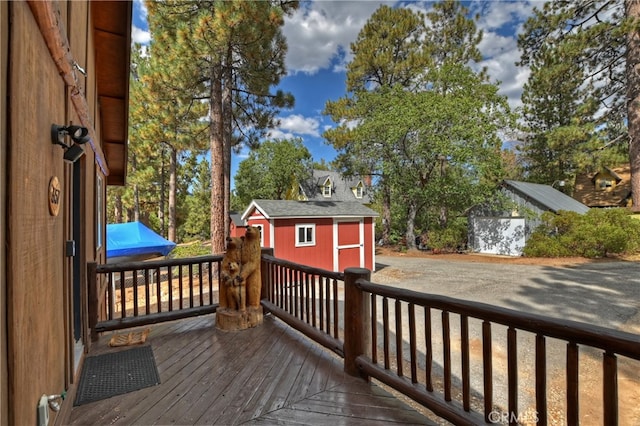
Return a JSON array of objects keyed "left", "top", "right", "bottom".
[{"left": 68, "top": 314, "right": 437, "bottom": 425}]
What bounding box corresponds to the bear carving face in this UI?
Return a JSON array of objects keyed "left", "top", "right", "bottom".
[
  {"left": 227, "top": 261, "right": 239, "bottom": 275},
  {"left": 245, "top": 226, "right": 260, "bottom": 241}
]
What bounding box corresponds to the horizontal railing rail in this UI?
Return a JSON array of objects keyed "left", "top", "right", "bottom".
[
  {"left": 88, "top": 254, "right": 223, "bottom": 340},
  {"left": 346, "top": 270, "right": 640, "bottom": 426},
  {"left": 260, "top": 253, "right": 345, "bottom": 357},
  {"left": 88, "top": 255, "right": 640, "bottom": 425}
]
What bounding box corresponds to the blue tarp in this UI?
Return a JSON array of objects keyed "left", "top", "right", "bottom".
[{"left": 106, "top": 222, "right": 176, "bottom": 262}]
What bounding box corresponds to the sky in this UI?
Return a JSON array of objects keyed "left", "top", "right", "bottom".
[{"left": 131, "top": 0, "right": 541, "bottom": 183}]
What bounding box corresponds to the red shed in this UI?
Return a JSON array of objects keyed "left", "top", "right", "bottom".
[
  {"left": 242, "top": 200, "right": 379, "bottom": 272},
  {"left": 229, "top": 211, "right": 246, "bottom": 238}
]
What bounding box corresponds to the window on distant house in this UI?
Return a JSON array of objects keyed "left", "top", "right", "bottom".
[
  {"left": 295, "top": 224, "right": 315, "bottom": 246},
  {"left": 322, "top": 178, "right": 332, "bottom": 197},
  {"left": 599, "top": 179, "right": 613, "bottom": 189},
  {"left": 354, "top": 181, "right": 364, "bottom": 199}
]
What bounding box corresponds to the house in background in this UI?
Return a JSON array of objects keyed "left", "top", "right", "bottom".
[
  {"left": 467, "top": 180, "right": 590, "bottom": 256},
  {"left": 573, "top": 165, "right": 632, "bottom": 208},
  {"left": 298, "top": 170, "right": 373, "bottom": 204},
  {"left": 229, "top": 211, "right": 246, "bottom": 238},
  {"left": 242, "top": 199, "right": 378, "bottom": 272},
  {"left": 1, "top": 2, "right": 132, "bottom": 424}
]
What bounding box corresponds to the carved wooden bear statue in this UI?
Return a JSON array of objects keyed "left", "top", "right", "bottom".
[
  {"left": 237, "top": 226, "right": 261, "bottom": 309},
  {"left": 220, "top": 237, "right": 243, "bottom": 310}
]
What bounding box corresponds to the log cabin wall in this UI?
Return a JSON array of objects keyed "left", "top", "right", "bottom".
[
  {"left": 3, "top": 1, "right": 130, "bottom": 424},
  {"left": 8, "top": 3, "right": 73, "bottom": 424},
  {"left": 1, "top": 2, "right": 8, "bottom": 425}
]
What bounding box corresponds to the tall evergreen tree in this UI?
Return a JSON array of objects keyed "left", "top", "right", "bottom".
[
  {"left": 325, "top": 1, "right": 511, "bottom": 249},
  {"left": 324, "top": 5, "right": 430, "bottom": 245},
  {"left": 518, "top": 0, "right": 640, "bottom": 207},
  {"left": 146, "top": 1, "right": 297, "bottom": 253}
]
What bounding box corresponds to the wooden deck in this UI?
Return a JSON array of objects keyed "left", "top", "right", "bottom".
[{"left": 67, "top": 313, "right": 436, "bottom": 425}]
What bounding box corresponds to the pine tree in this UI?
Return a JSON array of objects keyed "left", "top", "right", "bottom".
[
  {"left": 518, "top": 0, "right": 640, "bottom": 207},
  {"left": 324, "top": 5, "right": 429, "bottom": 245},
  {"left": 146, "top": 0, "right": 297, "bottom": 253},
  {"left": 325, "top": 1, "right": 511, "bottom": 249}
]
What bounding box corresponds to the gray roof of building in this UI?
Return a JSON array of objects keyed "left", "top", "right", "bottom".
[
  {"left": 229, "top": 212, "right": 245, "bottom": 226},
  {"left": 503, "top": 180, "right": 590, "bottom": 214},
  {"left": 300, "top": 170, "right": 372, "bottom": 203},
  {"left": 244, "top": 199, "right": 379, "bottom": 220}
]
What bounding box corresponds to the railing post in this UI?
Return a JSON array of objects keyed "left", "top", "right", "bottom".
[
  {"left": 343, "top": 267, "right": 371, "bottom": 380},
  {"left": 260, "top": 248, "right": 274, "bottom": 302},
  {"left": 87, "top": 262, "right": 99, "bottom": 342}
]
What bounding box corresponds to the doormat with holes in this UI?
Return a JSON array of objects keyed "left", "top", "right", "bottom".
[
  {"left": 109, "top": 328, "right": 151, "bottom": 347},
  {"left": 74, "top": 345, "right": 160, "bottom": 406}
]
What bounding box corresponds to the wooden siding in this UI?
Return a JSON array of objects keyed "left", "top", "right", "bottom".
[
  {"left": 247, "top": 211, "right": 376, "bottom": 272},
  {"left": 0, "top": 2, "right": 8, "bottom": 424},
  {"left": 4, "top": 2, "right": 129, "bottom": 424},
  {"left": 574, "top": 165, "right": 631, "bottom": 208},
  {"left": 92, "top": 1, "right": 131, "bottom": 186},
  {"left": 8, "top": 5, "right": 70, "bottom": 424},
  {"left": 275, "top": 218, "right": 335, "bottom": 271}
]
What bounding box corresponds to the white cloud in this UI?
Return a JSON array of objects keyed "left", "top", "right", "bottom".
[
  {"left": 472, "top": 1, "right": 537, "bottom": 31},
  {"left": 278, "top": 114, "right": 321, "bottom": 137},
  {"left": 476, "top": 31, "right": 527, "bottom": 110},
  {"left": 132, "top": 25, "right": 151, "bottom": 45},
  {"left": 283, "top": 1, "right": 393, "bottom": 75}
]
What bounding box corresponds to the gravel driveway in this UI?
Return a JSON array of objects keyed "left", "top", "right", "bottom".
[
  {"left": 368, "top": 255, "right": 640, "bottom": 425},
  {"left": 372, "top": 255, "right": 640, "bottom": 332}
]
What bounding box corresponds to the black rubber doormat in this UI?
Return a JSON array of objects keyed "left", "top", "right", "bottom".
[{"left": 75, "top": 345, "right": 161, "bottom": 406}]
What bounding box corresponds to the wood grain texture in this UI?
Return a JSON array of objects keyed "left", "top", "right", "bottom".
[{"left": 67, "top": 314, "right": 434, "bottom": 425}]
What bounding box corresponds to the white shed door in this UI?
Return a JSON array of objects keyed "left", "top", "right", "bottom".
[{"left": 473, "top": 217, "right": 526, "bottom": 256}]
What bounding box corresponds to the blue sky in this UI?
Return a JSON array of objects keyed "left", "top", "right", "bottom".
[{"left": 132, "top": 1, "right": 539, "bottom": 183}]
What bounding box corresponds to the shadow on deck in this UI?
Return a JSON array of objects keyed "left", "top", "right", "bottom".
[{"left": 68, "top": 313, "right": 437, "bottom": 425}]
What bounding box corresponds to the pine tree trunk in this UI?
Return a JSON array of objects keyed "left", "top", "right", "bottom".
[
  {"left": 210, "top": 65, "right": 226, "bottom": 254},
  {"left": 114, "top": 194, "right": 123, "bottom": 223},
  {"left": 159, "top": 147, "right": 166, "bottom": 236},
  {"left": 133, "top": 184, "right": 140, "bottom": 222},
  {"left": 626, "top": 0, "right": 640, "bottom": 211},
  {"left": 168, "top": 147, "right": 177, "bottom": 242},
  {"left": 222, "top": 47, "right": 233, "bottom": 241}
]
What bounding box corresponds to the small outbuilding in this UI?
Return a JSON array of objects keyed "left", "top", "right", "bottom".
[
  {"left": 468, "top": 180, "right": 590, "bottom": 256},
  {"left": 241, "top": 199, "right": 379, "bottom": 272},
  {"left": 229, "top": 211, "right": 246, "bottom": 238}
]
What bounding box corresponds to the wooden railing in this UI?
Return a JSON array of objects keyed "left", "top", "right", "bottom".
[
  {"left": 88, "top": 255, "right": 640, "bottom": 425},
  {"left": 344, "top": 268, "right": 640, "bottom": 426},
  {"left": 260, "top": 253, "right": 345, "bottom": 357},
  {"left": 87, "top": 254, "right": 222, "bottom": 340}
]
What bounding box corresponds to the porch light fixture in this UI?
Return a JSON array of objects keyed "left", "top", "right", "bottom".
[{"left": 51, "top": 124, "right": 90, "bottom": 162}]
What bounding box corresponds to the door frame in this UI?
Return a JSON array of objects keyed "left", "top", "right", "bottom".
[{"left": 333, "top": 218, "right": 364, "bottom": 272}]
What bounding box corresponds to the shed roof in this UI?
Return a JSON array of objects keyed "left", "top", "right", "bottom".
[
  {"left": 503, "top": 180, "right": 590, "bottom": 214},
  {"left": 230, "top": 212, "right": 245, "bottom": 226},
  {"left": 242, "top": 199, "right": 379, "bottom": 221}
]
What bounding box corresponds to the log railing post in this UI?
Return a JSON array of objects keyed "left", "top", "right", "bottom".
[
  {"left": 344, "top": 267, "right": 371, "bottom": 379},
  {"left": 260, "top": 248, "right": 274, "bottom": 302}
]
